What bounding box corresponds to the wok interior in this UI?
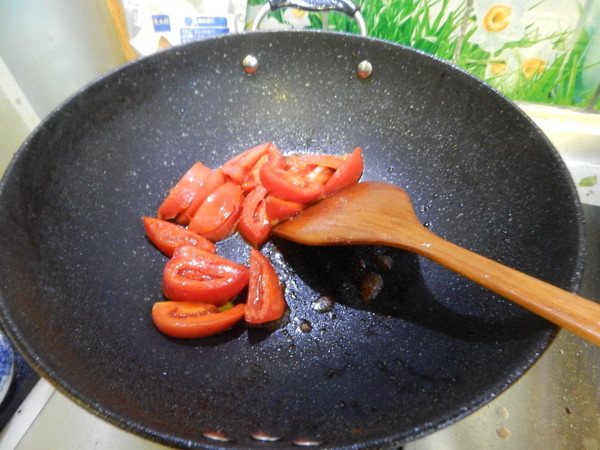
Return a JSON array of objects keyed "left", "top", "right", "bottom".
[{"left": 0, "top": 32, "right": 584, "bottom": 448}]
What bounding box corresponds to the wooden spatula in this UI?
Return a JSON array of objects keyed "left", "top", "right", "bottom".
[{"left": 273, "top": 181, "right": 600, "bottom": 346}]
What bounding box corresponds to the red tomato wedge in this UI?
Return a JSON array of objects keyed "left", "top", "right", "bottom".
[
  {"left": 286, "top": 154, "right": 338, "bottom": 185},
  {"left": 157, "top": 162, "right": 211, "bottom": 220},
  {"left": 286, "top": 154, "right": 344, "bottom": 175},
  {"left": 142, "top": 217, "right": 216, "bottom": 256},
  {"left": 304, "top": 165, "right": 335, "bottom": 185},
  {"left": 148, "top": 144, "right": 365, "bottom": 339},
  {"left": 323, "top": 148, "right": 364, "bottom": 196},
  {"left": 293, "top": 154, "right": 344, "bottom": 170},
  {"left": 162, "top": 246, "right": 249, "bottom": 304},
  {"left": 259, "top": 163, "right": 324, "bottom": 204},
  {"left": 240, "top": 145, "right": 286, "bottom": 192},
  {"left": 221, "top": 142, "right": 272, "bottom": 184},
  {"left": 152, "top": 302, "right": 246, "bottom": 339},
  {"left": 264, "top": 195, "right": 304, "bottom": 224},
  {"left": 237, "top": 185, "right": 271, "bottom": 248},
  {"left": 175, "top": 169, "right": 226, "bottom": 225},
  {"left": 245, "top": 248, "right": 286, "bottom": 324},
  {"left": 188, "top": 181, "right": 243, "bottom": 241}
]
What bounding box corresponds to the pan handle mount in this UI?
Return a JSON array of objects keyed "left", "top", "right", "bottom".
[
  {"left": 250, "top": 0, "right": 368, "bottom": 37},
  {"left": 246, "top": 0, "right": 372, "bottom": 79}
]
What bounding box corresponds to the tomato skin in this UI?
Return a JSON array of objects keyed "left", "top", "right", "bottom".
[
  {"left": 259, "top": 164, "right": 324, "bottom": 204},
  {"left": 264, "top": 195, "right": 304, "bottom": 224},
  {"left": 176, "top": 169, "right": 226, "bottom": 225},
  {"left": 323, "top": 147, "right": 364, "bottom": 196},
  {"left": 157, "top": 162, "right": 211, "bottom": 220},
  {"left": 152, "top": 302, "right": 246, "bottom": 338},
  {"left": 142, "top": 217, "right": 216, "bottom": 256},
  {"left": 237, "top": 185, "right": 272, "bottom": 248},
  {"left": 162, "top": 246, "right": 249, "bottom": 304},
  {"left": 188, "top": 181, "right": 243, "bottom": 241},
  {"left": 245, "top": 248, "right": 286, "bottom": 324},
  {"left": 221, "top": 143, "right": 272, "bottom": 184}
]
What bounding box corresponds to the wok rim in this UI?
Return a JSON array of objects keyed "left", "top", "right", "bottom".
[{"left": 0, "top": 30, "right": 587, "bottom": 449}]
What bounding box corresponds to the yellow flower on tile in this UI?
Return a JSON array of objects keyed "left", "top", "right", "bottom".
[
  {"left": 470, "top": 0, "right": 527, "bottom": 53},
  {"left": 521, "top": 57, "right": 547, "bottom": 79},
  {"left": 283, "top": 8, "right": 311, "bottom": 28},
  {"left": 485, "top": 41, "right": 559, "bottom": 88},
  {"left": 483, "top": 5, "right": 512, "bottom": 32},
  {"left": 489, "top": 61, "right": 508, "bottom": 75}
]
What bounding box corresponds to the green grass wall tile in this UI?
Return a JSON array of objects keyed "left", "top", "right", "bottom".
[{"left": 246, "top": 0, "right": 600, "bottom": 110}]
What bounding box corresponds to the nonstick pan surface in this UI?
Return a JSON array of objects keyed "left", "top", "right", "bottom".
[{"left": 0, "top": 31, "right": 585, "bottom": 448}]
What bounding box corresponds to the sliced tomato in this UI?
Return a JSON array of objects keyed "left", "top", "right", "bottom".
[
  {"left": 221, "top": 142, "right": 272, "bottom": 184},
  {"left": 176, "top": 169, "right": 226, "bottom": 225},
  {"left": 323, "top": 147, "right": 364, "bottom": 196},
  {"left": 285, "top": 154, "right": 338, "bottom": 185},
  {"left": 264, "top": 194, "right": 304, "bottom": 224},
  {"left": 286, "top": 154, "right": 344, "bottom": 172},
  {"left": 240, "top": 145, "right": 286, "bottom": 192},
  {"left": 142, "top": 217, "right": 216, "bottom": 256},
  {"left": 237, "top": 185, "right": 272, "bottom": 248},
  {"left": 162, "top": 246, "right": 249, "bottom": 304},
  {"left": 296, "top": 154, "right": 344, "bottom": 170},
  {"left": 259, "top": 163, "right": 324, "bottom": 204},
  {"left": 304, "top": 165, "right": 335, "bottom": 185},
  {"left": 157, "top": 162, "right": 211, "bottom": 220},
  {"left": 245, "top": 248, "right": 286, "bottom": 325},
  {"left": 152, "top": 301, "right": 246, "bottom": 338},
  {"left": 188, "top": 181, "right": 243, "bottom": 241},
  {"left": 240, "top": 154, "right": 269, "bottom": 193}
]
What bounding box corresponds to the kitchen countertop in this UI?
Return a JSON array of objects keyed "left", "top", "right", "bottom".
[{"left": 0, "top": 104, "right": 598, "bottom": 449}]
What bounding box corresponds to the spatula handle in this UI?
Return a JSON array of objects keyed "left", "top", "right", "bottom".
[{"left": 410, "top": 227, "right": 600, "bottom": 346}]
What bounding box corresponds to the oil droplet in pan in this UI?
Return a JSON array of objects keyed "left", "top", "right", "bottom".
[
  {"left": 312, "top": 295, "right": 334, "bottom": 313},
  {"left": 496, "top": 406, "right": 510, "bottom": 419},
  {"left": 496, "top": 427, "right": 511, "bottom": 439},
  {"left": 296, "top": 319, "right": 313, "bottom": 334}
]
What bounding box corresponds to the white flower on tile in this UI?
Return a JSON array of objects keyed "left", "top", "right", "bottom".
[
  {"left": 282, "top": 8, "right": 312, "bottom": 28},
  {"left": 486, "top": 41, "right": 559, "bottom": 87},
  {"left": 470, "top": 0, "right": 527, "bottom": 54},
  {"left": 259, "top": 17, "right": 292, "bottom": 30}
]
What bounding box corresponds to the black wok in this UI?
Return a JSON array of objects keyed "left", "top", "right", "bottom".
[{"left": 0, "top": 9, "right": 585, "bottom": 450}]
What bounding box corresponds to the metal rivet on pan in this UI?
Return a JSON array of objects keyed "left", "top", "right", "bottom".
[
  {"left": 202, "top": 430, "right": 233, "bottom": 442},
  {"left": 356, "top": 60, "right": 373, "bottom": 79},
  {"left": 292, "top": 437, "right": 324, "bottom": 446},
  {"left": 251, "top": 431, "right": 282, "bottom": 442},
  {"left": 242, "top": 54, "right": 259, "bottom": 74}
]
